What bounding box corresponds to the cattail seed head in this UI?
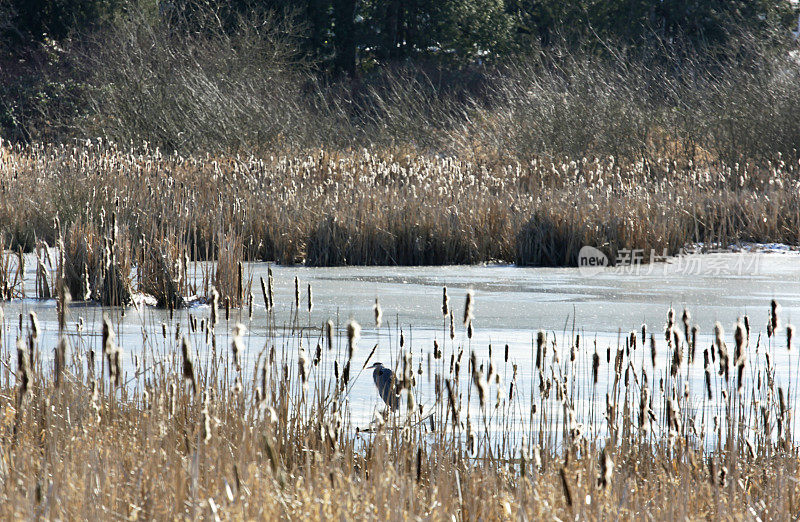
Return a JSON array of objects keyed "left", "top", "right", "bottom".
[
  {"left": 442, "top": 286, "right": 449, "bottom": 317},
  {"left": 326, "top": 320, "right": 334, "bottom": 350},
  {"left": 298, "top": 343, "right": 309, "bottom": 385},
  {"left": 787, "top": 324, "right": 794, "bottom": 351},
  {"left": 294, "top": 276, "right": 300, "bottom": 309},
  {"left": 29, "top": 311, "right": 40, "bottom": 340},
  {"left": 210, "top": 287, "right": 219, "bottom": 328},
  {"left": 598, "top": 448, "right": 613, "bottom": 489},
  {"left": 714, "top": 322, "right": 729, "bottom": 381},
  {"left": 16, "top": 337, "right": 29, "bottom": 404},
  {"left": 650, "top": 334, "right": 656, "bottom": 368},
  {"left": 267, "top": 267, "right": 274, "bottom": 309},
  {"left": 373, "top": 298, "right": 382, "bottom": 328},
  {"left": 260, "top": 276, "right": 268, "bottom": 309},
  {"left": 231, "top": 323, "right": 246, "bottom": 369},
  {"left": 182, "top": 335, "right": 196, "bottom": 395},
  {"left": 536, "top": 331, "right": 545, "bottom": 370},
  {"left": 346, "top": 320, "right": 360, "bottom": 359},
  {"left": 770, "top": 299, "right": 780, "bottom": 337},
  {"left": 463, "top": 290, "right": 473, "bottom": 326},
  {"left": 734, "top": 321, "right": 745, "bottom": 365},
  {"left": 307, "top": 283, "right": 313, "bottom": 313}
]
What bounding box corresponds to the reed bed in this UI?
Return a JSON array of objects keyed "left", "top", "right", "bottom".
[
  {"left": 1, "top": 141, "right": 798, "bottom": 273},
  {"left": 0, "top": 273, "right": 798, "bottom": 520}
]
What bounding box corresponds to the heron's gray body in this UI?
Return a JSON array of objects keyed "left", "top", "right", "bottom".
[{"left": 370, "top": 363, "right": 399, "bottom": 411}]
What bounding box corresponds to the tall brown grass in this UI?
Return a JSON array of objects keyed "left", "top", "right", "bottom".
[
  {"left": 0, "top": 275, "right": 798, "bottom": 518},
  {"left": 1, "top": 142, "right": 797, "bottom": 274}
]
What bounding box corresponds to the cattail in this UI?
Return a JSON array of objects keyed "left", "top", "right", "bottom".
[
  {"left": 341, "top": 361, "right": 350, "bottom": 388},
  {"left": 714, "top": 322, "right": 728, "bottom": 381},
  {"left": 592, "top": 351, "right": 600, "bottom": 385},
  {"left": 650, "top": 334, "right": 656, "bottom": 368},
  {"left": 442, "top": 286, "right": 449, "bottom": 317},
  {"left": 182, "top": 335, "right": 196, "bottom": 395},
  {"left": 294, "top": 276, "right": 300, "bottom": 309},
  {"left": 110, "top": 346, "right": 122, "bottom": 387},
  {"left": 102, "top": 314, "right": 114, "bottom": 355},
  {"left": 260, "top": 276, "right": 268, "bottom": 309},
  {"left": 670, "top": 331, "right": 682, "bottom": 377},
  {"left": 788, "top": 324, "right": 795, "bottom": 351},
  {"left": 313, "top": 343, "right": 322, "bottom": 366},
  {"left": 704, "top": 348, "right": 712, "bottom": 399},
  {"left": 734, "top": 321, "right": 745, "bottom": 366},
  {"left": 326, "top": 320, "right": 334, "bottom": 350},
  {"left": 536, "top": 331, "right": 545, "bottom": 370},
  {"left": 347, "top": 320, "right": 360, "bottom": 359},
  {"left": 231, "top": 323, "right": 246, "bottom": 369},
  {"left": 373, "top": 298, "right": 382, "bottom": 328},
  {"left": 404, "top": 350, "right": 413, "bottom": 386},
  {"left": 298, "top": 343, "right": 309, "bottom": 385},
  {"left": 690, "top": 325, "right": 698, "bottom": 364},
  {"left": 681, "top": 308, "right": 690, "bottom": 343},
  {"left": 400, "top": 329, "right": 405, "bottom": 348},
  {"left": 307, "top": 283, "right": 313, "bottom": 313},
  {"left": 237, "top": 261, "right": 243, "bottom": 304},
  {"left": 434, "top": 339, "right": 442, "bottom": 359},
  {"left": 770, "top": 299, "right": 780, "bottom": 337},
  {"left": 463, "top": 290, "right": 473, "bottom": 326},
  {"left": 210, "top": 287, "right": 219, "bottom": 328},
  {"left": 467, "top": 320, "right": 473, "bottom": 339},
  {"left": 224, "top": 296, "right": 230, "bottom": 321},
  {"left": 744, "top": 315, "right": 750, "bottom": 343},
  {"left": 29, "top": 311, "right": 39, "bottom": 340},
  {"left": 267, "top": 267, "right": 274, "bottom": 309},
  {"left": 639, "top": 385, "right": 650, "bottom": 434},
  {"left": 16, "top": 337, "right": 29, "bottom": 405},
  {"left": 667, "top": 307, "right": 675, "bottom": 329},
  {"left": 667, "top": 397, "right": 681, "bottom": 434}
]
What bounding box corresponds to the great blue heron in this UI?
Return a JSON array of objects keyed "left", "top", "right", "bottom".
[{"left": 367, "top": 362, "right": 399, "bottom": 411}]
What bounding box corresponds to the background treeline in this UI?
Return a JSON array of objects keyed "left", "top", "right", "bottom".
[{"left": 1, "top": 0, "right": 799, "bottom": 162}]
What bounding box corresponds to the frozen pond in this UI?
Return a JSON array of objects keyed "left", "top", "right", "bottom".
[{"left": 2, "top": 250, "right": 799, "bottom": 448}]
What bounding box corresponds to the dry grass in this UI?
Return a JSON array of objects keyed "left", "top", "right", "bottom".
[
  {"left": 0, "top": 142, "right": 797, "bottom": 274},
  {"left": 0, "top": 279, "right": 798, "bottom": 519}
]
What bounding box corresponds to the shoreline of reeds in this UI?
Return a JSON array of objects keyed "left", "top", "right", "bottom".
[{"left": 1, "top": 142, "right": 798, "bottom": 281}]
